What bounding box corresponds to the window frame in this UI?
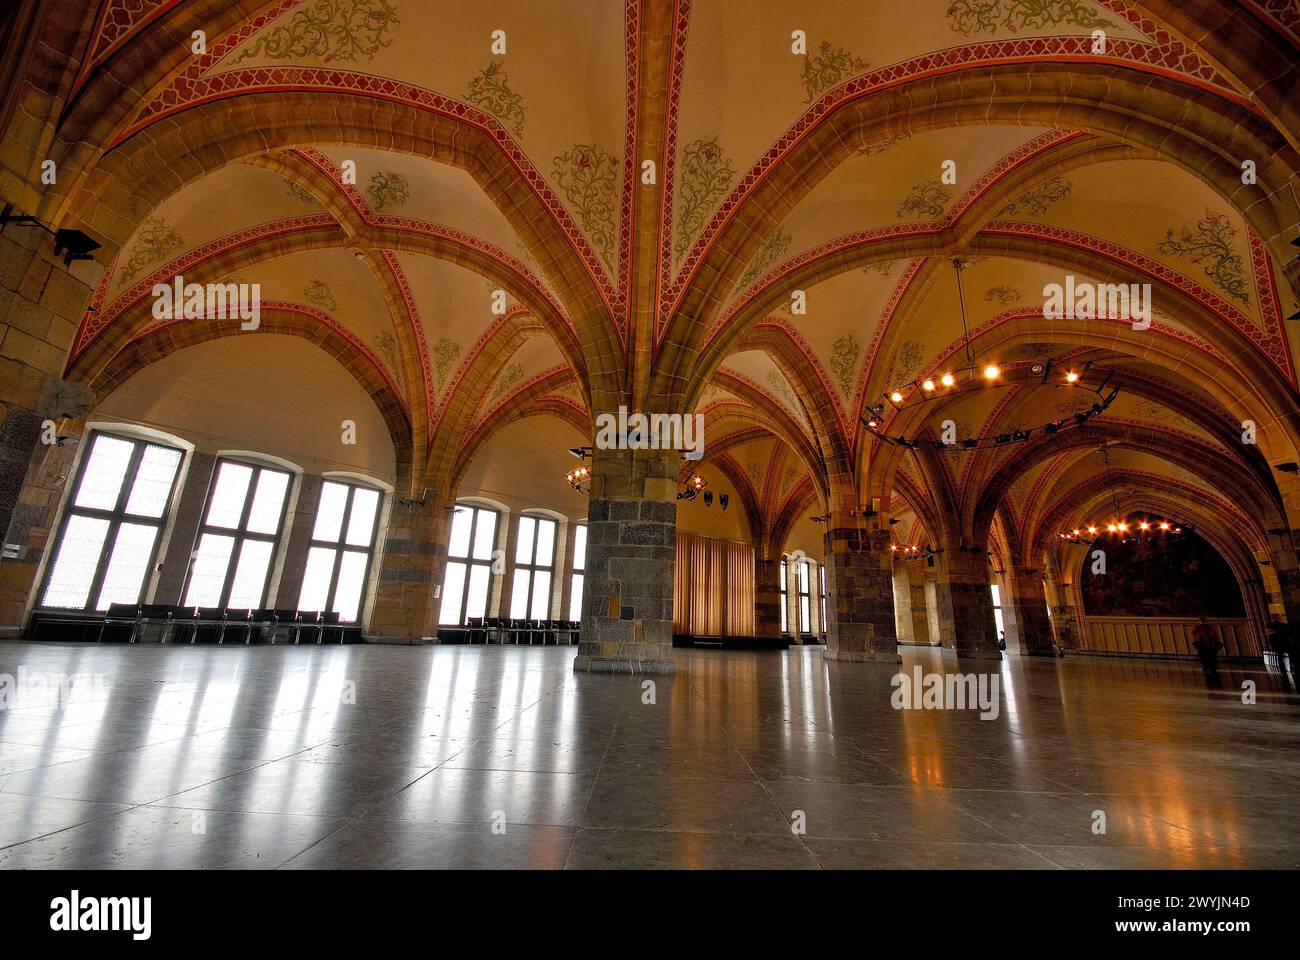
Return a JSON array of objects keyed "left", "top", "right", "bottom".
[
  {"left": 182, "top": 456, "right": 294, "bottom": 611},
  {"left": 37, "top": 430, "right": 185, "bottom": 613},
  {"left": 440, "top": 503, "right": 501, "bottom": 626},
  {"left": 991, "top": 583, "right": 1005, "bottom": 640},
  {"left": 298, "top": 478, "right": 384, "bottom": 622},
  {"left": 511, "top": 513, "right": 557, "bottom": 620}
]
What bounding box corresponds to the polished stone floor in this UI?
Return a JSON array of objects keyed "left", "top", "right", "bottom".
[{"left": 0, "top": 641, "right": 1296, "bottom": 869}]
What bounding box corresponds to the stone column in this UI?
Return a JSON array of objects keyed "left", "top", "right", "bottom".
[
  {"left": 823, "top": 513, "right": 900, "bottom": 663},
  {"left": 893, "top": 565, "right": 915, "bottom": 643},
  {"left": 926, "top": 570, "right": 955, "bottom": 647},
  {"left": 754, "top": 548, "right": 783, "bottom": 640},
  {"left": 151, "top": 451, "right": 216, "bottom": 605},
  {"left": 0, "top": 209, "right": 98, "bottom": 634},
  {"left": 366, "top": 496, "right": 450, "bottom": 643},
  {"left": 944, "top": 548, "right": 1001, "bottom": 660},
  {"left": 1007, "top": 565, "right": 1054, "bottom": 655},
  {"left": 574, "top": 445, "right": 677, "bottom": 674},
  {"left": 269, "top": 473, "right": 321, "bottom": 610},
  {"left": 909, "top": 576, "right": 931, "bottom": 644}
]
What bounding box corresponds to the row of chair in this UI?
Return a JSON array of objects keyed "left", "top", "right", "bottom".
[
  {"left": 100, "top": 604, "right": 357, "bottom": 645},
  {"left": 464, "top": 618, "right": 580, "bottom": 645}
]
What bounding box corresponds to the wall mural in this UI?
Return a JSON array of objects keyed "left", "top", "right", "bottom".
[
  {"left": 464, "top": 61, "right": 526, "bottom": 137},
  {"left": 120, "top": 217, "right": 183, "bottom": 283},
  {"left": 1156, "top": 211, "right": 1250, "bottom": 305},
  {"left": 1000, "top": 175, "right": 1072, "bottom": 217},
  {"left": 799, "top": 41, "right": 867, "bottom": 102},
  {"left": 552, "top": 143, "right": 619, "bottom": 273},
  {"left": 946, "top": 0, "right": 1114, "bottom": 35},
  {"left": 366, "top": 171, "right": 410, "bottom": 211},
  {"left": 1079, "top": 529, "right": 1245, "bottom": 618},
  {"left": 675, "top": 137, "right": 735, "bottom": 263},
  {"left": 232, "top": 0, "right": 400, "bottom": 65}
]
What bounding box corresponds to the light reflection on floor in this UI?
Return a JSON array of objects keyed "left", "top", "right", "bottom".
[{"left": 0, "top": 642, "right": 1295, "bottom": 869}]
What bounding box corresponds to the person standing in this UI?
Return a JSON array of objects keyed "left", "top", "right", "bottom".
[{"left": 1191, "top": 617, "right": 1222, "bottom": 679}]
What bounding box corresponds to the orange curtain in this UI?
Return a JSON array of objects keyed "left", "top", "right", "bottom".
[{"left": 673, "top": 533, "right": 755, "bottom": 637}]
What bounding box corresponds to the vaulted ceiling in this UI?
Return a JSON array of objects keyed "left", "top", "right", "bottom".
[{"left": 15, "top": 0, "right": 1300, "bottom": 568}]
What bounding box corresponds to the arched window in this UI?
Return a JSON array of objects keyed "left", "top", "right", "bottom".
[
  {"left": 297, "top": 478, "right": 383, "bottom": 622},
  {"left": 439, "top": 502, "right": 500, "bottom": 626},
  {"left": 182, "top": 457, "right": 293, "bottom": 609},
  {"left": 569, "top": 522, "right": 587, "bottom": 621},
  {"left": 818, "top": 562, "right": 828, "bottom": 635},
  {"left": 779, "top": 558, "right": 789, "bottom": 633},
  {"left": 798, "top": 559, "right": 811, "bottom": 633},
  {"left": 39, "top": 431, "right": 185, "bottom": 611},
  {"left": 511, "top": 513, "right": 557, "bottom": 619}
]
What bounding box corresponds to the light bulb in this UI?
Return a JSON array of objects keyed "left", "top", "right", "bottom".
[
  {"left": 921, "top": 379, "right": 935, "bottom": 392},
  {"left": 890, "top": 391, "right": 904, "bottom": 403},
  {"left": 941, "top": 373, "right": 956, "bottom": 387},
  {"left": 983, "top": 364, "right": 1000, "bottom": 380},
  {"left": 1065, "top": 371, "right": 1079, "bottom": 383}
]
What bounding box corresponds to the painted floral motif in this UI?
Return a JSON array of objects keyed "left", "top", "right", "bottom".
[
  {"left": 552, "top": 143, "right": 619, "bottom": 271},
  {"left": 946, "top": 0, "right": 1114, "bottom": 35},
  {"left": 896, "top": 180, "right": 950, "bottom": 220},
  {"left": 1133, "top": 397, "right": 1173, "bottom": 422},
  {"left": 830, "top": 334, "right": 860, "bottom": 395},
  {"left": 887, "top": 339, "right": 926, "bottom": 387},
  {"left": 120, "top": 217, "right": 182, "bottom": 283},
  {"left": 285, "top": 179, "right": 316, "bottom": 204},
  {"left": 488, "top": 362, "right": 524, "bottom": 403},
  {"left": 433, "top": 337, "right": 460, "bottom": 393},
  {"left": 857, "top": 134, "right": 911, "bottom": 157},
  {"left": 800, "top": 40, "right": 867, "bottom": 103},
  {"left": 1000, "top": 175, "right": 1072, "bottom": 217},
  {"left": 371, "top": 330, "right": 401, "bottom": 382},
  {"left": 863, "top": 260, "right": 896, "bottom": 278},
  {"left": 1156, "top": 211, "right": 1250, "bottom": 305},
  {"left": 366, "top": 171, "right": 409, "bottom": 211},
  {"left": 464, "top": 61, "right": 526, "bottom": 137},
  {"left": 1021, "top": 342, "right": 1054, "bottom": 357},
  {"left": 746, "top": 461, "right": 764, "bottom": 490},
  {"left": 984, "top": 285, "right": 1021, "bottom": 306},
  {"left": 782, "top": 464, "right": 801, "bottom": 490},
  {"left": 303, "top": 280, "right": 337, "bottom": 312},
  {"left": 740, "top": 229, "right": 792, "bottom": 288},
  {"left": 233, "top": 0, "right": 399, "bottom": 64},
  {"left": 765, "top": 369, "right": 799, "bottom": 410},
  {"left": 675, "top": 138, "right": 735, "bottom": 262}
]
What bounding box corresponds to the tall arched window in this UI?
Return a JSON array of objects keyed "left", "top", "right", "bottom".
[
  {"left": 798, "top": 559, "right": 811, "bottom": 634},
  {"left": 511, "top": 513, "right": 556, "bottom": 619},
  {"left": 439, "top": 502, "right": 499, "bottom": 625},
  {"left": 779, "top": 558, "right": 789, "bottom": 633},
  {"left": 569, "top": 522, "right": 587, "bottom": 621},
  {"left": 182, "top": 457, "right": 292, "bottom": 609},
  {"left": 39, "top": 431, "right": 184, "bottom": 612},
  {"left": 297, "top": 479, "right": 383, "bottom": 622}
]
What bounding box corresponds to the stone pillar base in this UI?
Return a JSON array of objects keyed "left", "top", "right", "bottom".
[
  {"left": 827, "top": 649, "right": 903, "bottom": 663},
  {"left": 574, "top": 653, "right": 676, "bottom": 674}
]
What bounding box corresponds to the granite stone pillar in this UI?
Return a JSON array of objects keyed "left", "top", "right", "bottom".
[
  {"left": 909, "top": 577, "right": 931, "bottom": 644},
  {"left": 945, "top": 548, "right": 1001, "bottom": 660},
  {"left": 574, "top": 446, "right": 677, "bottom": 674},
  {"left": 926, "top": 572, "right": 955, "bottom": 648},
  {"left": 892, "top": 566, "right": 914, "bottom": 643},
  {"left": 366, "top": 496, "right": 449, "bottom": 643},
  {"left": 823, "top": 515, "right": 900, "bottom": 663},
  {"left": 754, "top": 550, "right": 783, "bottom": 640},
  {"left": 1008, "top": 565, "right": 1054, "bottom": 655}
]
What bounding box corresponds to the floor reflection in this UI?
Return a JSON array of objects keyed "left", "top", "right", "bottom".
[{"left": 0, "top": 642, "right": 1296, "bottom": 868}]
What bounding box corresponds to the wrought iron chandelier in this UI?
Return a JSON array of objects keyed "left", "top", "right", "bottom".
[
  {"left": 862, "top": 259, "right": 1118, "bottom": 451},
  {"left": 1056, "top": 445, "right": 1189, "bottom": 544}
]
